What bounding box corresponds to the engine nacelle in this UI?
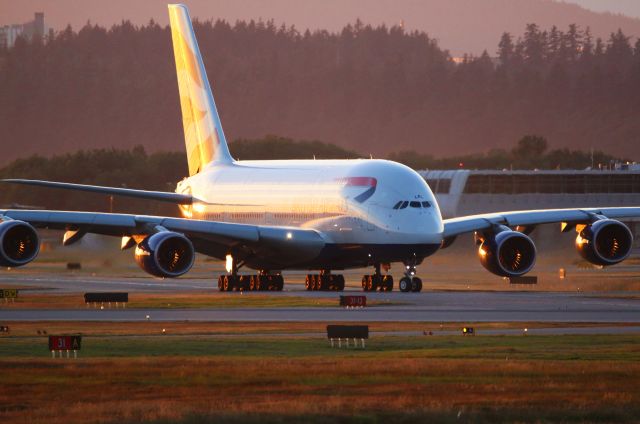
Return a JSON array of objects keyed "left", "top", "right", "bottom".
[
  {"left": 0, "top": 220, "right": 40, "bottom": 267},
  {"left": 134, "top": 232, "right": 195, "bottom": 278},
  {"left": 477, "top": 230, "right": 537, "bottom": 277},
  {"left": 576, "top": 219, "right": 633, "bottom": 266}
]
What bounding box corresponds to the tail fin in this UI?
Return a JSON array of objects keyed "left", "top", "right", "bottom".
[{"left": 168, "top": 4, "right": 233, "bottom": 175}]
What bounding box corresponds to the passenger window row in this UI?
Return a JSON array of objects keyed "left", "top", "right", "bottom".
[{"left": 393, "top": 200, "right": 431, "bottom": 209}]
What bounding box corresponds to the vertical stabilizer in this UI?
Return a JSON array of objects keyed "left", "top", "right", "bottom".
[{"left": 168, "top": 4, "right": 233, "bottom": 175}]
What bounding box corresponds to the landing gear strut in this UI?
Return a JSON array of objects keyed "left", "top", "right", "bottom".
[
  {"left": 399, "top": 264, "right": 422, "bottom": 293},
  {"left": 217, "top": 255, "right": 284, "bottom": 291},
  {"left": 305, "top": 269, "right": 345, "bottom": 291},
  {"left": 361, "top": 263, "right": 394, "bottom": 292}
]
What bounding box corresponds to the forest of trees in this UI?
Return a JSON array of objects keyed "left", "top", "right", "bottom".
[
  {"left": 0, "top": 136, "right": 625, "bottom": 214},
  {"left": 1, "top": 19, "right": 640, "bottom": 163}
]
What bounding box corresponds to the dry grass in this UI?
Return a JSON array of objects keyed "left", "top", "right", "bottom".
[
  {"left": 0, "top": 320, "right": 634, "bottom": 338},
  {"left": 1, "top": 355, "right": 639, "bottom": 423},
  {"left": 1, "top": 321, "right": 639, "bottom": 423}
]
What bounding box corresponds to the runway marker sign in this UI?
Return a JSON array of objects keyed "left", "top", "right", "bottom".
[
  {"left": 339, "top": 295, "right": 366, "bottom": 308},
  {"left": 327, "top": 325, "right": 368, "bottom": 348},
  {"left": 1, "top": 288, "right": 18, "bottom": 303},
  {"left": 49, "top": 335, "right": 82, "bottom": 358},
  {"left": 84, "top": 292, "right": 128, "bottom": 308}
]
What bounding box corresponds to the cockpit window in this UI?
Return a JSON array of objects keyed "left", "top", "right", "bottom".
[{"left": 395, "top": 200, "right": 432, "bottom": 210}]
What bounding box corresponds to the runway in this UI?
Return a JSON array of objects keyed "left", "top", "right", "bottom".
[
  {"left": 2, "top": 290, "right": 639, "bottom": 323},
  {"left": 1, "top": 305, "right": 639, "bottom": 323},
  {"left": 1, "top": 271, "right": 639, "bottom": 323}
]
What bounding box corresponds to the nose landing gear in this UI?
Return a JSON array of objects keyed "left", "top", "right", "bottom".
[{"left": 398, "top": 264, "right": 422, "bottom": 293}]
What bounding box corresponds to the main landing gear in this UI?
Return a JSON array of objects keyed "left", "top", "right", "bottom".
[
  {"left": 218, "top": 270, "right": 284, "bottom": 292},
  {"left": 305, "top": 270, "right": 345, "bottom": 291},
  {"left": 361, "top": 263, "right": 394, "bottom": 292},
  {"left": 398, "top": 264, "right": 422, "bottom": 293}
]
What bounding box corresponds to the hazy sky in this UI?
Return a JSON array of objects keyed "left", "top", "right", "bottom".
[
  {"left": 4, "top": 1, "right": 640, "bottom": 28},
  {"left": 2, "top": 1, "right": 640, "bottom": 55},
  {"left": 570, "top": 0, "right": 640, "bottom": 18}
]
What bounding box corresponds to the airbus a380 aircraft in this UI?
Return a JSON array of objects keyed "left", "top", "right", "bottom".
[{"left": 1, "top": 4, "right": 639, "bottom": 292}]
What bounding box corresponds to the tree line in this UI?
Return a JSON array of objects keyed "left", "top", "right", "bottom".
[
  {"left": 0, "top": 136, "right": 625, "bottom": 214},
  {"left": 1, "top": 19, "right": 639, "bottom": 164}
]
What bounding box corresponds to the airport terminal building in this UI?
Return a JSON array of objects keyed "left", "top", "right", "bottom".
[{"left": 420, "top": 168, "right": 640, "bottom": 247}]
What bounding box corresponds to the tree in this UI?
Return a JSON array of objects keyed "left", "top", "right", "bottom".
[
  {"left": 512, "top": 135, "right": 549, "bottom": 167},
  {"left": 497, "top": 32, "right": 514, "bottom": 67}
]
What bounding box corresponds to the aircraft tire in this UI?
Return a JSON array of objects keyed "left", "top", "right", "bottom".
[
  {"left": 305, "top": 275, "right": 313, "bottom": 291},
  {"left": 383, "top": 275, "right": 393, "bottom": 292},
  {"left": 276, "top": 275, "right": 284, "bottom": 291},
  {"left": 361, "top": 275, "right": 368, "bottom": 291},
  {"left": 335, "top": 275, "right": 345, "bottom": 291},
  {"left": 399, "top": 277, "right": 411, "bottom": 292},
  {"left": 411, "top": 277, "right": 423, "bottom": 292}
]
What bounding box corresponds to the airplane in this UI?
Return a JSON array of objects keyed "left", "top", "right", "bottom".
[{"left": 0, "top": 4, "right": 638, "bottom": 293}]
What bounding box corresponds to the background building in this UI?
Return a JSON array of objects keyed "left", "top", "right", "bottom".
[
  {"left": 420, "top": 168, "right": 640, "bottom": 249},
  {"left": 0, "top": 12, "right": 45, "bottom": 49}
]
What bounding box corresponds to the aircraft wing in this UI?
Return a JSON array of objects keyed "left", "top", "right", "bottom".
[
  {"left": 0, "top": 209, "right": 326, "bottom": 266},
  {"left": 443, "top": 207, "right": 640, "bottom": 238},
  {"left": 2, "top": 179, "right": 193, "bottom": 204}
]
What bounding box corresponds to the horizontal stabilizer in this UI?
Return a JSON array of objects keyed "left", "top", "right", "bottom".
[{"left": 1, "top": 179, "right": 193, "bottom": 205}]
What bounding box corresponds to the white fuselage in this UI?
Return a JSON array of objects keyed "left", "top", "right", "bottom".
[{"left": 177, "top": 159, "right": 444, "bottom": 249}]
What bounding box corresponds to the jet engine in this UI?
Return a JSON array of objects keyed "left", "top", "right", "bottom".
[
  {"left": 0, "top": 220, "right": 40, "bottom": 267},
  {"left": 575, "top": 219, "right": 633, "bottom": 266},
  {"left": 134, "top": 232, "right": 195, "bottom": 278},
  {"left": 477, "top": 229, "right": 536, "bottom": 277}
]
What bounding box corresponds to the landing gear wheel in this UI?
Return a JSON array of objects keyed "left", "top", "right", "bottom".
[
  {"left": 259, "top": 275, "right": 270, "bottom": 291},
  {"left": 399, "top": 277, "right": 411, "bottom": 293},
  {"left": 361, "top": 275, "right": 369, "bottom": 291},
  {"left": 335, "top": 275, "right": 345, "bottom": 291},
  {"left": 314, "top": 275, "right": 323, "bottom": 291},
  {"left": 249, "top": 275, "right": 257, "bottom": 291},
  {"left": 217, "top": 275, "right": 224, "bottom": 292},
  {"left": 305, "top": 274, "right": 313, "bottom": 291},
  {"left": 382, "top": 275, "right": 394, "bottom": 292},
  {"left": 411, "top": 277, "right": 423, "bottom": 292},
  {"left": 320, "top": 275, "right": 330, "bottom": 291},
  {"left": 223, "top": 275, "right": 232, "bottom": 292},
  {"left": 275, "top": 275, "right": 284, "bottom": 291}
]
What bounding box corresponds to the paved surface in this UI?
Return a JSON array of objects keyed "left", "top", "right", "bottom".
[
  {"left": 1, "top": 302, "right": 639, "bottom": 323},
  {"left": 1, "top": 273, "right": 639, "bottom": 324}
]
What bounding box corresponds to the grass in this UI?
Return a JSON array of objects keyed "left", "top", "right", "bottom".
[
  {"left": 1, "top": 332, "right": 640, "bottom": 423},
  {"left": 0, "top": 320, "right": 634, "bottom": 338},
  {"left": 0, "top": 292, "right": 403, "bottom": 309},
  {"left": 2, "top": 332, "right": 640, "bottom": 360}
]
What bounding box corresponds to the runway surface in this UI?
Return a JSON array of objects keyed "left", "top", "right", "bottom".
[{"left": 1, "top": 273, "right": 639, "bottom": 324}]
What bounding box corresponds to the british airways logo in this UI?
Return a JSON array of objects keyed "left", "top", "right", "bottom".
[{"left": 336, "top": 177, "right": 377, "bottom": 203}]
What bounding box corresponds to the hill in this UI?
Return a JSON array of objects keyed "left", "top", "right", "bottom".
[{"left": 1, "top": 17, "right": 640, "bottom": 163}]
